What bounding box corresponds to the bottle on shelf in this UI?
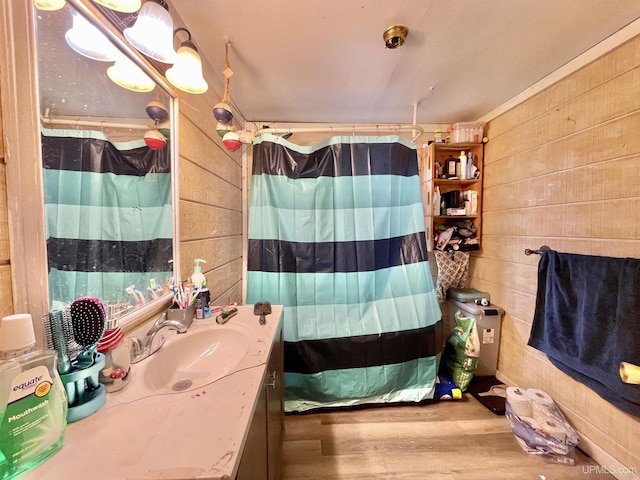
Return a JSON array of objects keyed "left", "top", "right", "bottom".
[
  {"left": 459, "top": 151, "right": 467, "bottom": 179},
  {"left": 433, "top": 187, "right": 441, "bottom": 216}
]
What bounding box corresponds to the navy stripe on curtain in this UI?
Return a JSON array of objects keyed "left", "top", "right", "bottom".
[
  {"left": 42, "top": 128, "right": 172, "bottom": 307},
  {"left": 248, "top": 233, "right": 427, "bottom": 273},
  {"left": 286, "top": 325, "right": 443, "bottom": 374},
  {"left": 247, "top": 134, "right": 442, "bottom": 412}
]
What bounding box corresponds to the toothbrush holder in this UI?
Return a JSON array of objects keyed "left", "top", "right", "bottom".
[
  {"left": 166, "top": 303, "right": 196, "bottom": 324},
  {"left": 59, "top": 353, "right": 106, "bottom": 423}
]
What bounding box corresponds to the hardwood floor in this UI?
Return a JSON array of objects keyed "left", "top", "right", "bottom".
[{"left": 282, "top": 395, "right": 613, "bottom": 479}]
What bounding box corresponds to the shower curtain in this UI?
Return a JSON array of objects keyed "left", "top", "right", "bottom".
[
  {"left": 41, "top": 127, "right": 173, "bottom": 308},
  {"left": 247, "top": 134, "right": 443, "bottom": 412}
]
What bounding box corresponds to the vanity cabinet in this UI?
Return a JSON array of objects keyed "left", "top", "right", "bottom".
[
  {"left": 419, "top": 142, "right": 484, "bottom": 251},
  {"left": 236, "top": 323, "right": 284, "bottom": 480}
]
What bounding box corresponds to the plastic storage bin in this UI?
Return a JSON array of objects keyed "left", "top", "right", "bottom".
[
  {"left": 449, "top": 122, "right": 485, "bottom": 144},
  {"left": 447, "top": 288, "right": 490, "bottom": 303},
  {"left": 448, "top": 299, "right": 504, "bottom": 376}
]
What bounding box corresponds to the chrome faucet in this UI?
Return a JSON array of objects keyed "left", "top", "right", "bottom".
[{"left": 128, "top": 312, "right": 193, "bottom": 364}]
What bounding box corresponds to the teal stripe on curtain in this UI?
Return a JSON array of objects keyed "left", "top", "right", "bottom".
[
  {"left": 247, "top": 265, "right": 441, "bottom": 340},
  {"left": 41, "top": 126, "right": 146, "bottom": 150},
  {"left": 43, "top": 170, "right": 171, "bottom": 208},
  {"left": 45, "top": 204, "right": 173, "bottom": 241},
  {"left": 48, "top": 269, "right": 172, "bottom": 309},
  {"left": 284, "top": 292, "right": 439, "bottom": 341},
  {"left": 283, "top": 355, "right": 440, "bottom": 412},
  {"left": 248, "top": 203, "right": 424, "bottom": 243},
  {"left": 249, "top": 174, "right": 422, "bottom": 210}
]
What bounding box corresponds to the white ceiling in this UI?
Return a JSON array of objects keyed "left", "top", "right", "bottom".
[{"left": 171, "top": 0, "right": 640, "bottom": 126}]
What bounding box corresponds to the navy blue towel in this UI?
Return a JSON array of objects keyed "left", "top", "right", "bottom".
[{"left": 528, "top": 249, "right": 640, "bottom": 417}]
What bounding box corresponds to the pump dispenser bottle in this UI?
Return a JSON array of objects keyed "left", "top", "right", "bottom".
[
  {"left": 191, "top": 258, "right": 207, "bottom": 288},
  {"left": 0, "top": 314, "right": 67, "bottom": 479},
  {"left": 191, "top": 259, "right": 211, "bottom": 319}
]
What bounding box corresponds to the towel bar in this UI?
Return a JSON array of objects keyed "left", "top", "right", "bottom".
[{"left": 524, "top": 245, "right": 551, "bottom": 256}]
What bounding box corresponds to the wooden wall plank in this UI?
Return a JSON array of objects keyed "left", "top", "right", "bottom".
[{"left": 480, "top": 34, "right": 640, "bottom": 473}]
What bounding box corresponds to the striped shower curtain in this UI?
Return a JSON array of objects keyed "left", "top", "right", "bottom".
[
  {"left": 41, "top": 127, "right": 173, "bottom": 308},
  {"left": 247, "top": 134, "right": 443, "bottom": 412}
]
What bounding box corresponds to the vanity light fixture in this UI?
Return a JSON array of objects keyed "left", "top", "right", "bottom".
[
  {"left": 165, "top": 28, "right": 208, "bottom": 94},
  {"left": 123, "top": 0, "right": 176, "bottom": 64},
  {"left": 65, "top": 13, "right": 119, "bottom": 62},
  {"left": 35, "top": 0, "right": 66, "bottom": 10},
  {"left": 93, "top": 0, "right": 142, "bottom": 13},
  {"left": 107, "top": 54, "right": 156, "bottom": 92}
]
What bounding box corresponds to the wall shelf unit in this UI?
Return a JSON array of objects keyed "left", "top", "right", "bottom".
[{"left": 419, "top": 142, "right": 484, "bottom": 252}]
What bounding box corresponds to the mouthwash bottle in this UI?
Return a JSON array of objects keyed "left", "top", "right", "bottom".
[{"left": 0, "top": 314, "right": 67, "bottom": 479}]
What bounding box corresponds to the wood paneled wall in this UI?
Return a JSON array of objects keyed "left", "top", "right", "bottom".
[
  {"left": 476, "top": 35, "right": 640, "bottom": 472},
  {"left": 0, "top": 75, "right": 14, "bottom": 318},
  {"left": 176, "top": 93, "right": 244, "bottom": 307}
]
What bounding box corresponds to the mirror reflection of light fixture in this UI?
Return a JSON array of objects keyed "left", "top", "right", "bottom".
[
  {"left": 107, "top": 54, "right": 156, "bottom": 92},
  {"left": 93, "top": 0, "right": 141, "bottom": 13},
  {"left": 165, "top": 28, "right": 208, "bottom": 94},
  {"left": 123, "top": 0, "right": 176, "bottom": 64},
  {"left": 35, "top": 0, "right": 66, "bottom": 10},
  {"left": 65, "top": 13, "right": 119, "bottom": 62}
]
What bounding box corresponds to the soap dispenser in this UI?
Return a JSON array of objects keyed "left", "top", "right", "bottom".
[
  {"left": 191, "top": 259, "right": 207, "bottom": 288},
  {"left": 191, "top": 259, "right": 210, "bottom": 319}
]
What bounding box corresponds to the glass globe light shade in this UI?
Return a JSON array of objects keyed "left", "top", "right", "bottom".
[
  {"left": 107, "top": 55, "right": 156, "bottom": 92},
  {"left": 35, "top": 0, "right": 66, "bottom": 10},
  {"left": 123, "top": 0, "right": 176, "bottom": 64},
  {"left": 93, "top": 0, "right": 141, "bottom": 13},
  {"left": 166, "top": 42, "right": 208, "bottom": 94},
  {"left": 65, "top": 13, "right": 119, "bottom": 62}
]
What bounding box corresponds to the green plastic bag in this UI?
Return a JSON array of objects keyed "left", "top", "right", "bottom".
[{"left": 443, "top": 310, "right": 480, "bottom": 391}]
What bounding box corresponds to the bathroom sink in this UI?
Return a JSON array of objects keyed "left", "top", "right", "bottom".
[{"left": 143, "top": 326, "right": 249, "bottom": 393}]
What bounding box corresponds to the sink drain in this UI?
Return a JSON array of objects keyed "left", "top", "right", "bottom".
[{"left": 172, "top": 379, "right": 193, "bottom": 391}]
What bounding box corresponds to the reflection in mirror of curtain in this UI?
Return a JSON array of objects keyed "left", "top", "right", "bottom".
[{"left": 34, "top": 1, "right": 177, "bottom": 322}]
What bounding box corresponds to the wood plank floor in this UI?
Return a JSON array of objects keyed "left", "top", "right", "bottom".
[{"left": 282, "top": 395, "right": 613, "bottom": 479}]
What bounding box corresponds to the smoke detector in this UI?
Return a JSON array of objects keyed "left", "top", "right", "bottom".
[{"left": 383, "top": 25, "right": 408, "bottom": 49}]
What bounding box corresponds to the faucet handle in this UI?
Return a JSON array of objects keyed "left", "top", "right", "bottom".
[{"left": 128, "top": 336, "right": 144, "bottom": 362}]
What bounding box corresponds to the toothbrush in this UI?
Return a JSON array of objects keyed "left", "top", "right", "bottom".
[
  {"left": 126, "top": 286, "right": 141, "bottom": 306},
  {"left": 132, "top": 284, "right": 146, "bottom": 305}
]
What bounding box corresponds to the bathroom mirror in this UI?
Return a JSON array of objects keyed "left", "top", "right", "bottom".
[{"left": 32, "top": 0, "right": 179, "bottom": 322}]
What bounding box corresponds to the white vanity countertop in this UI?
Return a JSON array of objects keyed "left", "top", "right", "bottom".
[{"left": 25, "top": 305, "right": 283, "bottom": 480}]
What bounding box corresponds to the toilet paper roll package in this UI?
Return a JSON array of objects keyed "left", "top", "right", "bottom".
[{"left": 505, "top": 387, "right": 579, "bottom": 465}]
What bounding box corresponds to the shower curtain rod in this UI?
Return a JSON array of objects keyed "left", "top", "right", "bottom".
[
  {"left": 254, "top": 124, "right": 425, "bottom": 142},
  {"left": 40, "top": 115, "right": 150, "bottom": 131}
]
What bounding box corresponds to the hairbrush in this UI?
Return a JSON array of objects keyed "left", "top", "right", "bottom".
[{"left": 70, "top": 296, "right": 106, "bottom": 369}]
